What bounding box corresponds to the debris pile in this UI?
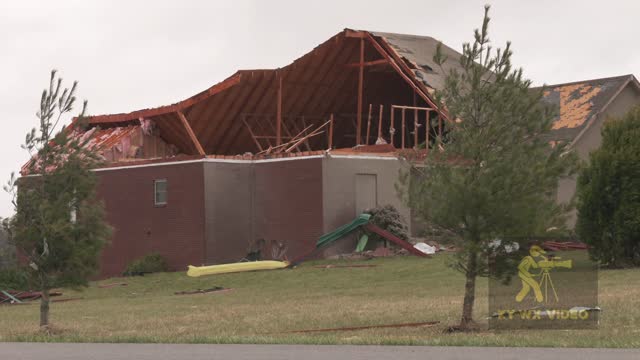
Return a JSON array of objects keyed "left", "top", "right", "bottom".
[
  {"left": 174, "top": 286, "right": 231, "bottom": 296},
  {"left": 542, "top": 241, "right": 588, "bottom": 252}
]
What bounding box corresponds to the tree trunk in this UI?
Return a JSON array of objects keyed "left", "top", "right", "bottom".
[
  {"left": 40, "top": 288, "right": 50, "bottom": 328},
  {"left": 460, "top": 251, "right": 477, "bottom": 329}
]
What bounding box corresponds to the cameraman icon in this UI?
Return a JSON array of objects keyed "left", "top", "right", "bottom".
[{"left": 515, "top": 245, "right": 546, "bottom": 303}]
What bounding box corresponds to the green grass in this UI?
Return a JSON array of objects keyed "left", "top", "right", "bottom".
[{"left": 1, "top": 253, "right": 639, "bottom": 347}]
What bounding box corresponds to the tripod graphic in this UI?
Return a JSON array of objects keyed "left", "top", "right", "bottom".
[{"left": 538, "top": 268, "right": 559, "bottom": 303}]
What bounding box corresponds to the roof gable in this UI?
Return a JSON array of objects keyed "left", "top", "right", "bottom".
[{"left": 536, "top": 75, "right": 636, "bottom": 142}]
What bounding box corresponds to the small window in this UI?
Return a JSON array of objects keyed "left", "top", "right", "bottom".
[{"left": 154, "top": 179, "right": 167, "bottom": 206}]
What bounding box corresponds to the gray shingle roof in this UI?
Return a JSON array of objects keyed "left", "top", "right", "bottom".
[
  {"left": 370, "top": 31, "right": 466, "bottom": 92},
  {"left": 533, "top": 75, "right": 634, "bottom": 142}
]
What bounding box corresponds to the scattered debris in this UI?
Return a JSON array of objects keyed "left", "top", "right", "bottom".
[
  {"left": 312, "top": 264, "right": 377, "bottom": 269},
  {"left": 283, "top": 320, "right": 440, "bottom": 334},
  {"left": 364, "top": 223, "right": 430, "bottom": 258},
  {"left": 174, "top": 287, "right": 232, "bottom": 296},
  {"left": 371, "top": 246, "right": 394, "bottom": 257},
  {"left": 414, "top": 242, "right": 437, "bottom": 255},
  {"left": 52, "top": 297, "right": 83, "bottom": 303},
  {"left": 98, "top": 282, "right": 128, "bottom": 289},
  {"left": 0, "top": 290, "right": 62, "bottom": 304},
  {"left": 542, "top": 241, "right": 588, "bottom": 252}
]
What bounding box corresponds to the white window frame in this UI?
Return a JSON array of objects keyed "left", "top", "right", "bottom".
[{"left": 154, "top": 179, "right": 168, "bottom": 206}]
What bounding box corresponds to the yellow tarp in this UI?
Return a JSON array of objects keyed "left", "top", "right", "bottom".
[{"left": 187, "top": 260, "right": 289, "bottom": 277}]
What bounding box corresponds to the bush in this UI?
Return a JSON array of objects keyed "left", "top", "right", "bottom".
[
  {"left": 364, "top": 205, "right": 409, "bottom": 244},
  {"left": 124, "top": 253, "right": 170, "bottom": 276},
  {"left": 576, "top": 106, "right": 640, "bottom": 267},
  {"left": 0, "top": 268, "right": 29, "bottom": 290}
]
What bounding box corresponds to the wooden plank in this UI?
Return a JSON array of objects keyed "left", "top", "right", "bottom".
[
  {"left": 356, "top": 37, "right": 364, "bottom": 145},
  {"left": 366, "top": 104, "right": 372, "bottom": 145},
  {"left": 390, "top": 105, "right": 433, "bottom": 111},
  {"left": 177, "top": 111, "right": 205, "bottom": 155},
  {"left": 285, "top": 119, "right": 331, "bottom": 153}
]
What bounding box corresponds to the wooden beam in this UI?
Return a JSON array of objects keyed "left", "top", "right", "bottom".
[
  {"left": 401, "top": 108, "right": 406, "bottom": 149},
  {"left": 345, "top": 58, "right": 389, "bottom": 68},
  {"left": 242, "top": 118, "right": 263, "bottom": 152},
  {"left": 177, "top": 111, "right": 205, "bottom": 155},
  {"left": 425, "top": 110, "right": 431, "bottom": 154},
  {"left": 390, "top": 107, "right": 395, "bottom": 147},
  {"left": 344, "top": 29, "right": 367, "bottom": 38},
  {"left": 329, "top": 113, "right": 334, "bottom": 149},
  {"left": 377, "top": 104, "right": 383, "bottom": 142},
  {"left": 285, "top": 119, "right": 331, "bottom": 153},
  {"left": 366, "top": 104, "right": 372, "bottom": 145},
  {"left": 356, "top": 37, "right": 365, "bottom": 145},
  {"left": 277, "top": 74, "right": 283, "bottom": 146},
  {"left": 413, "top": 92, "right": 418, "bottom": 149},
  {"left": 364, "top": 32, "right": 449, "bottom": 122},
  {"left": 217, "top": 72, "right": 276, "bottom": 154}
]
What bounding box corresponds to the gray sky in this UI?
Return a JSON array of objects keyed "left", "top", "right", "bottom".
[{"left": 1, "top": 0, "right": 638, "bottom": 217}]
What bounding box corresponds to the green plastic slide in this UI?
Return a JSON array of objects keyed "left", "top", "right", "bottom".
[
  {"left": 355, "top": 234, "right": 369, "bottom": 252},
  {"left": 316, "top": 213, "right": 371, "bottom": 248}
]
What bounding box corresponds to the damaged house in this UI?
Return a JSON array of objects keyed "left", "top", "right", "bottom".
[
  {"left": 538, "top": 75, "right": 640, "bottom": 226},
  {"left": 22, "top": 29, "right": 640, "bottom": 277}
]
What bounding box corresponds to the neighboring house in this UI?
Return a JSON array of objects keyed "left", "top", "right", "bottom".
[
  {"left": 20, "top": 28, "right": 638, "bottom": 277},
  {"left": 538, "top": 75, "right": 640, "bottom": 228}
]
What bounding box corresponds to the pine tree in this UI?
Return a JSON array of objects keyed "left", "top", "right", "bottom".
[
  {"left": 3, "top": 70, "right": 111, "bottom": 329},
  {"left": 576, "top": 106, "right": 640, "bottom": 267},
  {"left": 401, "top": 6, "right": 578, "bottom": 330}
]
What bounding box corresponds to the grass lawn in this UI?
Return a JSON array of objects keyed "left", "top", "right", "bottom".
[{"left": 1, "top": 253, "right": 639, "bottom": 347}]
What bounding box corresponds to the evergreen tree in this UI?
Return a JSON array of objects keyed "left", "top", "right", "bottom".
[
  {"left": 576, "top": 106, "right": 640, "bottom": 267},
  {"left": 3, "top": 70, "right": 111, "bottom": 329},
  {"left": 401, "top": 6, "right": 578, "bottom": 330}
]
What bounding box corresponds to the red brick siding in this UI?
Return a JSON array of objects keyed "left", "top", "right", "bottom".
[
  {"left": 96, "top": 162, "right": 205, "bottom": 277},
  {"left": 253, "top": 158, "right": 324, "bottom": 261}
]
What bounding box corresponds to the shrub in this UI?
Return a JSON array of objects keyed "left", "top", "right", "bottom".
[
  {"left": 364, "top": 204, "right": 409, "bottom": 244},
  {"left": 124, "top": 253, "right": 170, "bottom": 276},
  {"left": 576, "top": 105, "right": 640, "bottom": 267},
  {"left": 0, "top": 268, "right": 29, "bottom": 290}
]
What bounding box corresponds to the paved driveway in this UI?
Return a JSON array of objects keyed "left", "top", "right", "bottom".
[{"left": 1, "top": 343, "right": 639, "bottom": 360}]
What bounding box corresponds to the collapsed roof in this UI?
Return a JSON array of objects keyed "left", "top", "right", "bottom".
[
  {"left": 75, "top": 29, "right": 455, "bottom": 161},
  {"left": 54, "top": 29, "right": 638, "bottom": 167}
]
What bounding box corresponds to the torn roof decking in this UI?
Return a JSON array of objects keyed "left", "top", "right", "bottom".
[
  {"left": 536, "top": 74, "right": 639, "bottom": 143},
  {"left": 81, "top": 29, "right": 454, "bottom": 156}
]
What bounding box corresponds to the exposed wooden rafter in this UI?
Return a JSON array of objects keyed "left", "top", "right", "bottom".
[{"left": 177, "top": 111, "right": 205, "bottom": 155}]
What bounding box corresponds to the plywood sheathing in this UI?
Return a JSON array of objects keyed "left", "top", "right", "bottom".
[
  {"left": 536, "top": 75, "right": 633, "bottom": 142},
  {"left": 551, "top": 84, "right": 602, "bottom": 129}
]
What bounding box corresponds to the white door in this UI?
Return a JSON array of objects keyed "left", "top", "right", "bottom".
[{"left": 355, "top": 174, "right": 377, "bottom": 215}]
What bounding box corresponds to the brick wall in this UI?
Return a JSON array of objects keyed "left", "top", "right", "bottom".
[{"left": 96, "top": 162, "right": 205, "bottom": 277}]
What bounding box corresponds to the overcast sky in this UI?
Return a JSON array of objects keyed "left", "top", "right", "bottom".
[{"left": 1, "top": 0, "right": 638, "bottom": 217}]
